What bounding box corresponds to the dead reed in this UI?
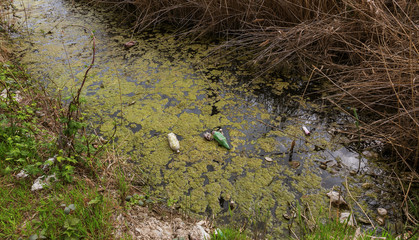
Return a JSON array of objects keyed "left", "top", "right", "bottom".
[{"left": 83, "top": 0, "right": 418, "bottom": 171}]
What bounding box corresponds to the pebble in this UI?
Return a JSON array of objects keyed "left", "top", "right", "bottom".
[
  {"left": 376, "top": 216, "right": 385, "bottom": 226},
  {"left": 358, "top": 217, "right": 371, "bottom": 224},
  {"left": 340, "top": 212, "right": 355, "bottom": 226},
  {"left": 377, "top": 208, "right": 387, "bottom": 216},
  {"left": 326, "top": 191, "right": 348, "bottom": 207}
]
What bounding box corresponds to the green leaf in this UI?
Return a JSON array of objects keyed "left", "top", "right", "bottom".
[
  {"left": 88, "top": 195, "right": 103, "bottom": 205},
  {"left": 29, "top": 234, "right": 38, "bottom": 240}
]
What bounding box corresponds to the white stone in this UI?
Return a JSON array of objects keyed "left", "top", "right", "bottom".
[
  {"left": 340, "top": 212, "right": 355, "bottom": 226},
  {"left": 377, "top": 208, "right": 387, "bottom": 216},
  {"left": 326, "top": 191, "right": 348, "bottom": 207}
]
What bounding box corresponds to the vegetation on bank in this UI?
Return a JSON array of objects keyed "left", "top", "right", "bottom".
[{"left": 0, "top": 35, "right": 117, "bottom": 238}]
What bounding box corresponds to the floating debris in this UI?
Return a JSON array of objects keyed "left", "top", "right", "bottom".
[
  {"left": 203, "top": 131, "right": 213, "bottom": 141},
  {"left": 124, "top": 40, "right": 136, "bottom": 49},
  {"left": 319, "top": 163, "right": 327, "bottom": 170},
  {"left": 128, "top": 101, "right": 136, "bottom": 106},
  {"left": 229, "top": 200, "right": 236, "bottom": 210},
  {"left": 282, "top": 212, "right": 296, "bottom": 220},
  {"left": 302, "top": 126, "right": 310, "bottom": 136},
  {"left": 289, "top": 161, "right": 300, "bottom": 169},
  {"left": 212, "top": 130, "right": 230, "bottom": 150},
  {"left": 264, "top": 156, "right": 273, "bottom": 162},
  {"left": 167, "top": 132, "right": 180, "bottom": 153}
]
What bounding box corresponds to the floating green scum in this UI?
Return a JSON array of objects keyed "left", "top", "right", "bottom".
[{"left": 212, "top": 130, "right": 231, "bottom": 150}]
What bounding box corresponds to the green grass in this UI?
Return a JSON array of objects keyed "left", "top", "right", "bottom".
[
  {"left": 0, "top": 174, "right": 114, "bottom": 239},
  {"left": 0, "top": 61, "right": 116, "bottom": 239},
  {"left": 210, "top": 227, "right": 248, "bottom": 240}
]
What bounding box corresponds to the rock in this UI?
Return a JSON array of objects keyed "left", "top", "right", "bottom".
[
  {"left": 264, "top": 157, "right": 273, "bottom": 162},
  {"left": 362, "top": 150, "right": 378, "bottom": 159},
  {"left": 353, "top": 227, "right": 362, "bottom": 240},
  {"left": 358, "top": 217, "right": 371, "bottom": 225},
  {"left": 369, "top": 200, "right": 378, "bottom": 207},
  {"left": 377, "top": 208, "right": 387, "bottom": 216},
  {"left": 326, "top": 191, "right": 348, "bottom": 207},
  {"left": 124, "top": 40, "right": 137, "bottom": 49},
  {"left": 189, "top": 224, "right": 210, "bottom": 240},
  {"left": 125, "top": 195, "right": 132, "bottom": 202},
  {"left": 376, "top": 216, "right": 385, "bottom": 226},
  {"left": 340, "top": 212, "right": 355, "bottom": 226}
]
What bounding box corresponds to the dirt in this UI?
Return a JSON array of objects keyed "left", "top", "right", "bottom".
[{"left": 113, "top": 205, "right": 212, "bottom": 240}]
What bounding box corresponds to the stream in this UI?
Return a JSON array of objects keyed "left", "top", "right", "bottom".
[{"left": 13, "top": 0, "right": 402, "bottom": 237}]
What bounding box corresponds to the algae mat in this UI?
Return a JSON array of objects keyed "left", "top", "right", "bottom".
[{"left": 12, "top": 0, "right": 392, "bottom": 237}]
